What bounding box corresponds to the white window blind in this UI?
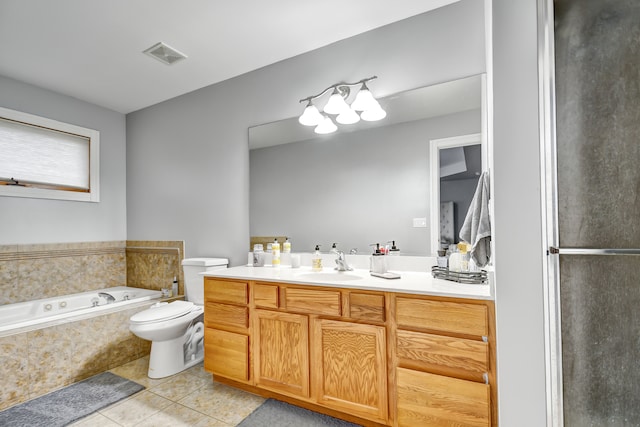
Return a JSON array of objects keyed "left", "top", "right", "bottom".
[
  {"left": 0, "top": 118, "right": 90, "bottom": 189},
  {"left": 0, "top": 107, "right": 100, "bottom": 202}
]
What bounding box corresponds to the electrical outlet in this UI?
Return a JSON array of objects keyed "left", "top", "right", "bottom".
[{"left": 412, "top": 217, "right": 427, "bottom": 228}]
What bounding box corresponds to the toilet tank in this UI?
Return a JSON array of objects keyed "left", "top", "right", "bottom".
[{"left": 181, "top": 258, "right": 228, "bottom": 305}]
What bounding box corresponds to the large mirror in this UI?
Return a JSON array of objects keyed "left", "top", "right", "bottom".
[{"left": 249, "top": 74, "right": 487, "bottom": 256}]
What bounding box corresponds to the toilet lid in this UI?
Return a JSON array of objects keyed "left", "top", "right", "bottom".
[{"left": 130, "top": 301, "right": 195, "bottom": 324}]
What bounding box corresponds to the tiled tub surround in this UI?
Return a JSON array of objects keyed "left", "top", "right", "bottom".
[
  {"left": 0, "top": 240, "right": 186, "bottom": 411},
  {"left": 0, "top": 241, "right": 127, "bottom": 306},
  {"left": 126, "top": 240, "right": 185, "bottom": 296},
  {"left": 0, "top": 240, "right": 185, "bottom": 307},
  {"left": 0, "top": 302, "right": 154, "bottom": 411}
]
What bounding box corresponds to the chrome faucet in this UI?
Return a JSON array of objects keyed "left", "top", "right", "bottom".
[
  {"left": 332, "top": 248, "right": 353, "bottom": 271},
  {"left": 98, "top": 292, "right": 115, "bottom": 304}
]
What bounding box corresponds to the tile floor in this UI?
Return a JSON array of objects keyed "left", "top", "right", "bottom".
[{"left": 69, "top": 356, "right": 265, "bottom": 427}]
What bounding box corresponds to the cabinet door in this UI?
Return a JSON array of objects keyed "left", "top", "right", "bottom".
[
  {"left": 253, "top": 309, "right": 310, "bottom": 398},
  {"left": 397, "top": 367, "right": 490, "bottom": 427},
  {"left": 204, "top": 328, "right": 249, "bottom": 382},
  {"left": 313, "top": 319, "right": 388, "bottom": 423}
]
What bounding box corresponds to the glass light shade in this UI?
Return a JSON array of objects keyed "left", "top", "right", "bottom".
[
  {"left": 323, "top": 89, "right": 350, "bottom": 115},
  {"left": 314, "top": 116, "right": 337, "bottom": 134},
  {"left": 360, "top": 106, "right": 387, "bottom": 122},
  {"left": 336, "top": 107, "right": 360, "bottom": 125},
  {"left": 298, "top": 103, "right": 323, "bottom": 126},
  {"left": 350, "top": 86, "right": 378, "bottom": 111}
]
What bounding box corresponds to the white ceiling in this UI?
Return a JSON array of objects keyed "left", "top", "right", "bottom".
[{"left": 0, "top": 0, "right": 459, "bottom": 114}]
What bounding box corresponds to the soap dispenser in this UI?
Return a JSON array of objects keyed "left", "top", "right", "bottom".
[
  {"left": 388, "top": 241, "right": 400, "bottom": 256},
  {"left": 369, "top": 243, "right": 388, "bottom": 274},
  {"left": 272, "top": 238, "right": 280, "bottom": 267},
  {"left": 283, "top": 237, "right": 291, "bottom": 253},
  {"left": 312, "top": 245, "right": 322, "bottom": 271}
]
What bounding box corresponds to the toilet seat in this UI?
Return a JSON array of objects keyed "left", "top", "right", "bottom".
[{"left": 130, "top": 301, "right": 199, "bottom": 325}]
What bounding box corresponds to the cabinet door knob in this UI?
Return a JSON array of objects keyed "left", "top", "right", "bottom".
[{"left": 483, "top": 372, "right": 489, "bottom": 384}]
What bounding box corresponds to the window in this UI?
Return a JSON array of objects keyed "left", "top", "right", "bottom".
[{"left": 0, "top": 107, "right": 100, "bottom": 202}]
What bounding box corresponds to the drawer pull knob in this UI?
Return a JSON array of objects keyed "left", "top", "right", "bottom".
[
  {"left": 483, "top": 372, "right": 489, "bottom": 384},
  {"left": 482, "top": 335, "right": 488, "bottom": 343}
]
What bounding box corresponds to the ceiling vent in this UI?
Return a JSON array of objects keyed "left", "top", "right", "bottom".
[{"left": 143, "top": 42, "right": 187, "bottom": 65}]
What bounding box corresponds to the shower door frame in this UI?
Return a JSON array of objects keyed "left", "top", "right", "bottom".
[{"left": 537, "top": 0, "right": 564, "bottom": 426}]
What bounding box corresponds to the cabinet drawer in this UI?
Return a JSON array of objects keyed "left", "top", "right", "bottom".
[
  {"left": 205, "top": 302, "right": 249, "bottom": 331},
  {"left": 397, "top": 367, "right": 490, "bottom": 427},
  {"left": 348, "top": 292, "right": 385, "bottom": 322},
  {"left": 284, "top": 287, "right": 341, "bottom": 316},
  {"left": 397, "top": 329, "right": 489, "bottom": 382},
  {"left": 205, "top": 279, "right": 248, "bottom": 305},
  {"left": 254, "top": 283, "right": 279, "bottom": 309},
  {"left": 204, "top": 328, "right": 249, "bottom": 382},
  {"left": 396, "top": 297, "right": 488, "bottom": 337}
]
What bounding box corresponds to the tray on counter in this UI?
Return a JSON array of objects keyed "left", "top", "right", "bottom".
[{"left": 431, "top": 266, "right": 488, "bottom": 284}]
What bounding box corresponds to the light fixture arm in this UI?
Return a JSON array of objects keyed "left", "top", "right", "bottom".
[{"left": 299, "top": 76, "right": 378, "bottom": 104}]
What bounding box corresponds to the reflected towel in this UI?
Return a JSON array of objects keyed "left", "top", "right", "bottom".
[{"left": 460, "top": 171, "right": 491, "bottom": 267}]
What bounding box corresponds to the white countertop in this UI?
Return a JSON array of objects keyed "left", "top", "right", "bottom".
[{"left": 203, "top": 265, "right": 494, "bottom": 300}]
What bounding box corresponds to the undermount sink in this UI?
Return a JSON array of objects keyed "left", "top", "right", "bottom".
[{"left": 295, "top": 272, "right": 362, "bottom": 282}]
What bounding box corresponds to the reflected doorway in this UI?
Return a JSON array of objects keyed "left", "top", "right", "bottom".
[
  {"left": 440, "top": 145, "right": 482, "bottom": 246},
  {"left": 429, "top": 133, "right": 483, "bottom": 255}
]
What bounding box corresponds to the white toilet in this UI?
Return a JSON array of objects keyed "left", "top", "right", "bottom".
[{"left": 129, "top": 257, "right": 228, "bottom": 378}]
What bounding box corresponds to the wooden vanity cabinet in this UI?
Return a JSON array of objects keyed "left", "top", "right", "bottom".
[
  {"left": 203, "top": 278, "right": 497, "bottom": 427},
  {"left": 394, "top": 296, "right": 495, "bottom": 427},
  {"left": 203, "top": 278, "right": 250, "bottom": 383},
  {"left": 253, "top": 283, "right": 388, "bottom": 424}
]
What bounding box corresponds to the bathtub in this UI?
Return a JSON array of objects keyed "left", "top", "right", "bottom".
[{"left": 0, "top": 286, "right": 162, "bottom": 334}]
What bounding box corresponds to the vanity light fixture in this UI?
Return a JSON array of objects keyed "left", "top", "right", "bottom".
[{"left": 298, "top": 76, "right": 386, "bottom": 134}]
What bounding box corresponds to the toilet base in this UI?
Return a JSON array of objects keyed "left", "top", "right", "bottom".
[
  {"left": 147, "top": 339, "right": 204, "bottom": 378},
  {"left": 146, "top": 321, "right": 205, "bottom": 379}
]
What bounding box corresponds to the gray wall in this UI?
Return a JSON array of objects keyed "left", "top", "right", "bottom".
[
  {"left": 126, "top": 0, "right": 486, "bottom": 265},
  {"left": 492, "top": 0, "right": 547, "bottom": 425},
  {"left": 250, "top": 109, "right": 480, "bottom": 256},
  {"left": 0, "top": 75, "right": 127, "bottom": 244}
]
